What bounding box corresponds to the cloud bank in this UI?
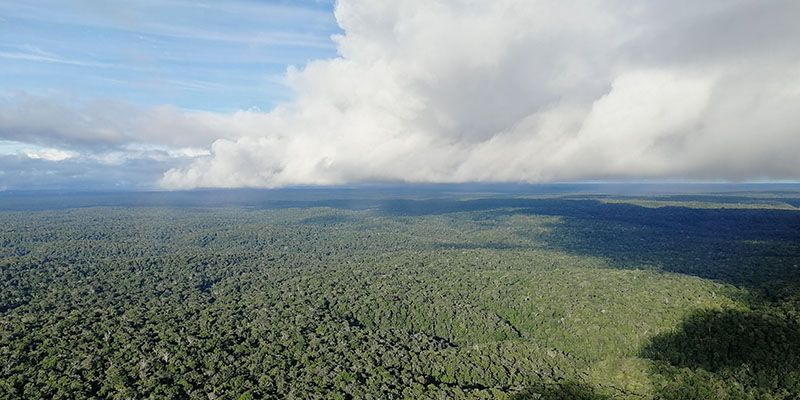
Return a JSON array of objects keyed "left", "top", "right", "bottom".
[
  {"left": 4, "top": 0, "right": 800, "bottom": 189},
  {"left": 161, "top": 0, "right": 800, "bottom": 188}
]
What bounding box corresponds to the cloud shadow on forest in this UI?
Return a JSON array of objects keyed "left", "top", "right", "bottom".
[
  {"left": 640, "top": 307, "right": 800, "bottom": 397},
  {"left": 370, "top": 198, "right": 800, "bottom": 298}
]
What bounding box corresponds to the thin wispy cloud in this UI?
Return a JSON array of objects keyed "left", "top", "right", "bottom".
[
  {"left": 0, "top": 0, "right": 339, "bottom": 112},
  {"left": 0, "top": 49, "right": 115, "bottom": 68},
  {"left": 143, "top": 25, "right": 336, "bottom": 49},
  {"left": 0, "top": 1, "right": 337, "bottom": 48}
]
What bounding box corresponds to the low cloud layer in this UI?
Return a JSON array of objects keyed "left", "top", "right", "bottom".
[
  {"left": 0, "top": 152, "right": 184, "bottom": 191},
  {"left": 4, "top": 0, "right": 800, "bottom": 189},
  {"left": 0, "top": 93, "right": 245, "bottom": 150}
]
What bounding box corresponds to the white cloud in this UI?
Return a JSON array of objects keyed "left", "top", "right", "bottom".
[
  {"left": 161, "top": 0, "right": 800, "bottom": 188},
  {"left": 0, "top": 95, "right": 243, "bottom": 149},
  {"left": 23, "top": 147, "right": 77, "bottom": 161}
]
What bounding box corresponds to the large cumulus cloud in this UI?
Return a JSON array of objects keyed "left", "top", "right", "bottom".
[{"left": 162, "top": 0, "right": 800, "bottom": 188}]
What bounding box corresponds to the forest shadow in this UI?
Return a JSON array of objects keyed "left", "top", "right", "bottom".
[
  {"left": 529, "top": 202, "right": 800, "bottom": 299},
  {"left": 511, "top": 381, "right": 610, "bottom": 400},
  {"left": 372, "top": 197, "right": 800, "bottom": 298},
  {"left": 640, "top": 307, "right": 800, "bottom": 397}
]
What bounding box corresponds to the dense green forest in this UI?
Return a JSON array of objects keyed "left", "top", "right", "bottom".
[{"left": 1, "top": 190, "right": 799, "bottom": 399}]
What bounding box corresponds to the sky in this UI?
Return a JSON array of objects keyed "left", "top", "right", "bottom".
[{"left": 1, "top": 0, "right": 799, "bottom": 190}]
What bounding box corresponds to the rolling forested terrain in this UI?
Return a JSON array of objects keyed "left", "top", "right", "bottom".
[{"left": 1, "top": 188, "right": 800, "bottom": 399}]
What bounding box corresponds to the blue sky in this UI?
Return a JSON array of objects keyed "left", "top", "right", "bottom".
[{"left": 0, "top": 0, "right": 340, "bottom": 112}]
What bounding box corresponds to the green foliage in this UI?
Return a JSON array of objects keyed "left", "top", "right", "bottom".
[
  {"left": 0, "top": 193, "right": 799, "bottom": 399},
  {"left": 644, "top": 308, "right": 800, "bottom": 398},
  {"left": 513, "top": 381, "right": 611, "bottom": 400}
]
